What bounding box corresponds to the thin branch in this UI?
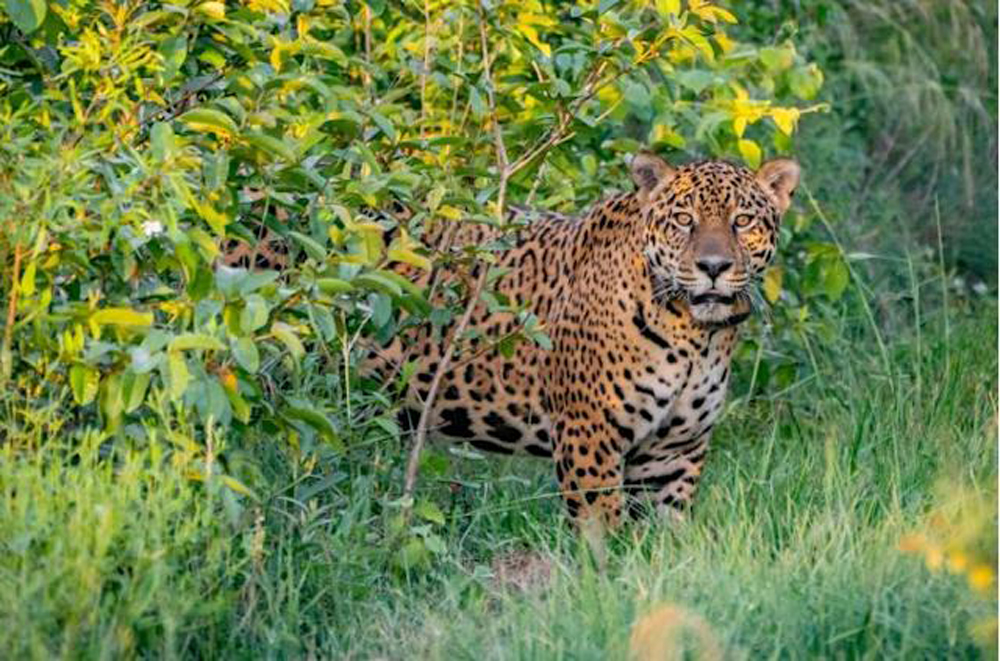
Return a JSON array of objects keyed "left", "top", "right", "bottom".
[
  {"left": 403, "top": 8, "right": 509, "bottom": 501},
  {"left": 419, "top": 0, "right": 433, "bottom": 136},
  {"left": 477, "top": 6, "right": 510, "bottom": 221},
  {"left": 401, "top": 19, "right": 675, "bottom": 502},
  {"left": 403, "top": 265, "right": 489, "bottom": 499},
  {"left": 1, "top": 241, "right": 23, "bottom": 384}
]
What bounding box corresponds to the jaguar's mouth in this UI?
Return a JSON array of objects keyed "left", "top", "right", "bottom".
[
  {"left": 690, "top": 292, "right": 736, "bottom": 306},
  {"left": 688, "top": 291, "right": 752, "bottom": 327}
]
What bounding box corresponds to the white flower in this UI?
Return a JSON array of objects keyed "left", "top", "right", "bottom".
[{"left": 141, "top": 220, "right": 164, "bottom": 238}]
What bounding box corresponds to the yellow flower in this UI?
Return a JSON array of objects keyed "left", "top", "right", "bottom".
[
  {"left": 946, "top": 551, "right": 968, "bottom": 573},
  {"left": 968, "top": 565, "right": 995, "bottom": 593},
  {"left": 924, "top": 546, "right": 944, "bottom": 571}
]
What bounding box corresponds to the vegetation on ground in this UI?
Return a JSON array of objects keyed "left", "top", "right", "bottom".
[{"left": 0, "top": 0, "right": 995, "bottom": 658}]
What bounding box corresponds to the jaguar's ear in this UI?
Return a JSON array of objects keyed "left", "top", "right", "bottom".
[
  {"left": 630, "top": 152, "right": 675, "bottom": 203},
  {"left": 755, "top": 159, "right": 801, "bottom": 214}
]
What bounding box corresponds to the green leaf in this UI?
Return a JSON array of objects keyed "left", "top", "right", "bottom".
[
  {"left": 789, "top": 64, "right": 824, "bottom": 100},
  {"left": 91, "top": 308, "right": 154, "bottom": 327},
  {"left": 215, "top": 265, "right": 248, "bottom": 298},
  {"left": 19, "top": 260, "right": 36, "bottom": 296},
  {"left": 220, "top": 475, "right": 258, "bottom": 500},
  {"left": 180, "top": 108, "right": 238, "bottom": 138},
  {"left": 167, "top": 351, "right": 191, "bottom": 401},
  {"left": 99, "top": 372, "right": 124, "bottom": 426},
  {"left": 289, "top": 231, "right": 327, "bottom": 261},
  {"left": 169, "top": 333, "right": 226, "bottom": 352},
  {"left": 232, "top": 337, "right": 260, "bottom": 374},
  {"left": 316, "top": 278, "right": 355, "bottom": 295},
  {"left": 310, "top": 304, "right": 337, "bottom": 342},
  {"left": 243, "top": 131, "right": 296, "bottom": 162},
  {"left": 759, "top": 46, "right": 795, "bottom": 73},
  {"left": 4, "top": 0, "right": 46, "bottom": 33},
  {"left": 159, "top": 35, "right": 188, "bottom": 80},
  {"left": 414, "top": 500, "right": 446, "bottom": 525},
  {"left": 823, "top": 256, "right": 850, "bottom": 301},
  {"left": 240, "top": 270, "right": 280, "bottom": 296},
  {"left": 240, "top": 294, "right": 270, "bottom": 333},
  {"left": 370, "top": 269, "right": 426, "bottom": 299},
  {"left": 354, "top": 272, "right": 402, "bottom": 297},
  {"left": 369, "top": 111, "right": 397, "bottom": 142},
  {"left": 122, "top": 371, "right": 151, "bottom": 413},
  {"left": 394, "top": 537, "right": 429, "bottom": 571},
  {"left": 300, "top": 41, "right": 348, "bottom": 66},
  {"left": 675, "top": 70, "right": 715, "bottom": 94},
  {"left": 70, "top": 365, "right": 99, "bottom": 406},
  {"left": 272, "top": 322, "right": 305, "bottom": 363},
  {"left": 150, "top": 122, "right": 176, "bottom": 161},
  {"left": 282, "top": 403, "right": 342, "bottom": 449}
]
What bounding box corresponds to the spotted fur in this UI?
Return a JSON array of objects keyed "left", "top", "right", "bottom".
[{"left": 367, "top": 153, "right": 800, "bottom": 527}]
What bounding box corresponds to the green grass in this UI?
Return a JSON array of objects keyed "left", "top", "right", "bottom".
[{"left": 1, "top": 297, "right": 995, "bottom": 659}]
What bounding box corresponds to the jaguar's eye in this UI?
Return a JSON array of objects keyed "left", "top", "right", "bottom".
[
  {"left": 734, "top": 213, "right": 755, "bottom": 229},
  {"left": 673, "top": 212, "right": 694, "bottom": 227}
]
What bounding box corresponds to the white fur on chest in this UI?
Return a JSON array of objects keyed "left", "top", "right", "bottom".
[{"left": 623, "top": 327, "right": 736, "bottom": 450}]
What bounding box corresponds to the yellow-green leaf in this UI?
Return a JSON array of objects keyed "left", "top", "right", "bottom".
[
  {"left": 196, "top": 201, "right": 230, "bottom": 236},
  {"left": 737, "top": 139, "right": 762, "bottom": 169},
  {"left": 70, "top": 364, "right": 99, "bottom": 405},
  {"left": 123, "top": 372, "right": 151, "bottom": 413},
  {"left": 655, "top": 0, "right": 681, "bottom": 17},
  {"left": 19, "top": 260, "right": 36, "bottom": 297},
  {"left": 243, "top": 131, "right": 296, "bottom": 162},
  {"left": 169, "top": 333, "right": 226, "bottom": 352},
  {"left": 195, "top": 1, "right": 225, "bottom": 20},
  {"left": 167, "top": 351, "right": 190, "bottom": 400},
  {"left": 180, "top": 108, "right": 238, "bottom": 138},
  {"left": 388, "top": 247, "right": 432, "bottom": 271},
  {"left": 272, "top": 322, "right": 305, "bottom": 363},
  {"left": 220, "top": 475, "right": 258, "bottom": 499},
  {"left": 770, "top": 107, "right": 800, "bottom": 135},
  {"left": 91, "top": 308, "right": 154, "bottom": 327},
  {"left": 763, "top": 266, "right": 783, "bottom": 303},
  {"left": 316, "top": 278, "right": 355, "bottom": 295}
]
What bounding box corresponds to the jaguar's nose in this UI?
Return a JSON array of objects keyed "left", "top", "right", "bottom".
[{"left": 695, "top": 256, "right": 734, "bottom": 279}]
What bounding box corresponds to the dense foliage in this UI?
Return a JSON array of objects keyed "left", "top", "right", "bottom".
[
  {"left": 0, "top": 0, "right": 995, "bottom": 658},
  {"left": 1, "top": 0, "right": 834, "bottom": 460}
]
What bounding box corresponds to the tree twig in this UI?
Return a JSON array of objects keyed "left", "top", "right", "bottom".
[
  {"left": 1, "top": 241, "right": 23, "bottom": 384},
  {"left": 402, "top": 8, "right": 508, "bottom": 501},
  {"left": 403, "top": 265, "right": 488, "bottom": 499},
  {"left": 401, "top": 17, "right": 672, "bottom": 502}
]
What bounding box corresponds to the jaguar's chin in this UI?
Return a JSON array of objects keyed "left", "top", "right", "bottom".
[{"left": 688, "top": 292, "right": 752, "bottom": 327}]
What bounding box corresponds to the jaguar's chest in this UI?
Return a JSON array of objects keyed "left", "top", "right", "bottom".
[{"left": 612, "top": 316, "right": 738, "bottom": 451}]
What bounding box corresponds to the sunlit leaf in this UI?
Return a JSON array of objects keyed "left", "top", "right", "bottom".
[
  {"left": 737, "top": 138, "right": 762, "bottom": 168},
  {"left": 4, "top": 0, "right": 46, "bottom": 33},
  {"left": 179, "top": 108, "right": 238, "bottom": 138},
  {"left": 91, "top": 308, "right": 154, "bottom": 327},
  {"left": 169, "top": 333, "right": 226, "bottom": 352},
  {"left": 70, "top": 365, "right": 99, "bottom": 405}
]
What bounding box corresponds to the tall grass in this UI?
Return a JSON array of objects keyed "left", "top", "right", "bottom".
[
  {"left": 1, "top": 295, "right": 995, "bottom": 658},
  {"left": 786, "top": 0, "right": 998, "bottom": 281}
]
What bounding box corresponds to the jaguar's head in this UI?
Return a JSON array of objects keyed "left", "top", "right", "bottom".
[{"left": 631, "top": 152, "right": 800, "bottom": 326}]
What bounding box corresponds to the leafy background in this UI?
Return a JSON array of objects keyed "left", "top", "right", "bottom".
[{"left": 0, "top": 0, "right": 996, "bottom": 658}]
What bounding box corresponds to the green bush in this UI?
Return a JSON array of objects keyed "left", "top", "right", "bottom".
[{"left": 0, "top": 0, "right": 841, "bottom": 454}]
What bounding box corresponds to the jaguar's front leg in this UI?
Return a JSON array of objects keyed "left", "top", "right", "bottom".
[
  {"left": 623, "top": 429, "right": 710, "bottom": 520},
  {"left": 551, "top": 411, "right": 625, "bottom": 529}
]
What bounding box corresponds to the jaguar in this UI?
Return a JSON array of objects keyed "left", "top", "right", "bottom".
[{"left": 369, "top": 152, "right": 801, "bottom": 527}]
